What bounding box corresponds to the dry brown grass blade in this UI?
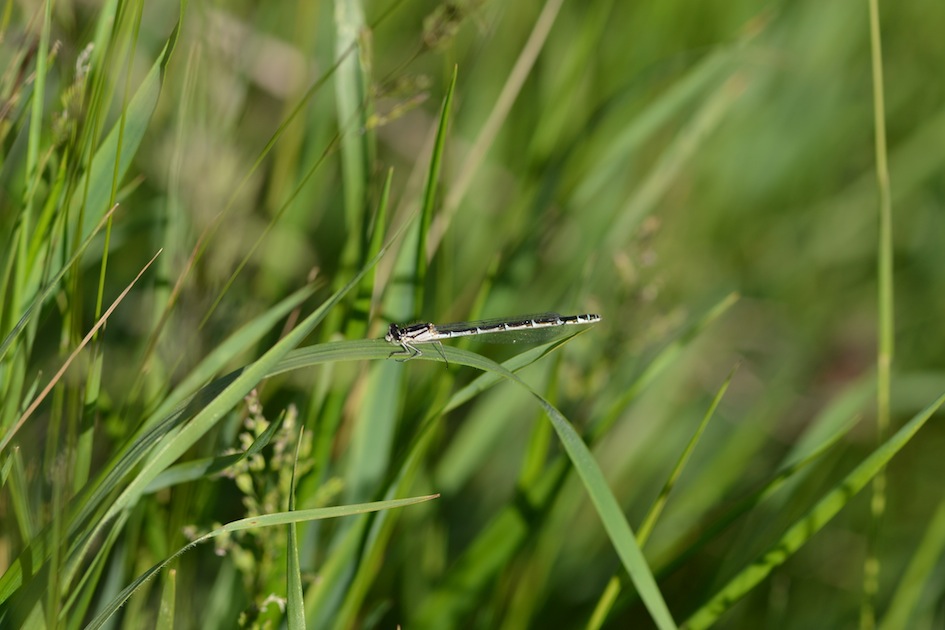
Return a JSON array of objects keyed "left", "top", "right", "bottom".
[{"left": 0, "top": 249, "right": 163, "bottom": 454}]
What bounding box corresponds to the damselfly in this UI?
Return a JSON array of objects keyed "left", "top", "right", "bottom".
[{"left": 385, "top": 313, "right": 601, "bottom": 360}]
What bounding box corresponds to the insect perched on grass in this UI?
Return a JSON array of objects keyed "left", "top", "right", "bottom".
[{"left": 385, "top": 312, "right": 601, "bottom": 361}]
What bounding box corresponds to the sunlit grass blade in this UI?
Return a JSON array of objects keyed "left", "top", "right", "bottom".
[
  {"left": 681, "top": 392, "right": 945, "bottom": 630},
  {"left": 865, "top": 0, "right": 895, "bottom": 624},
  {"left": 83, "top": 495, "right": 439, "bottom": 630},
  {"left": 334, "top": 0, "right": 372, "bottom": 246}
]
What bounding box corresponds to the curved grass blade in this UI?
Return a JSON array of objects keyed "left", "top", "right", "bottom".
[
  {"left": 64, "top": 254, "right": 387, "bottom": 587},
  {"left": 402, "top": 344, "right": 678, "bottom": 630},
  {"left": 416, "top": 296, "right": 736, "bottom": 626},
  {"left": 681, "top": 392, "right": 945, "bottom": 630},
  {"left": 82, "top": 495, "right": 439, "bottom": 630}
]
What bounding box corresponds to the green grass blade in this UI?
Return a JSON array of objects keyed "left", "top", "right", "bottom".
[
  {"left": 586, "top": 365, "right": 738, "bottom": 630},
  {"left": 681, "top": 392, "right": 945, "bottom": 630},
  {"left": 65, "top": 257, "right": 385, "bottom": 584},
  {"left": 82, "top": 495, "right": 439, "bottom": 630},
  {"left": 401, "top": 344, "right": 678, "bottom": 630},
  {"left": 865, "top": 0, "right": 895, "bottom": 624},
  {"left": 638, "top": 365, "right": 738, "bottom": 547},
  {"left": 285, "top": 428, "right": 306, "bottom": 630},
  {"left": 156, "top": 569, "right": 176, "bottom": 629},
  {"left": 879, "top": 498, "right": 945, "bottom": 630},
  {"left": 68, "top": 8, "right": 183, "bottom": 256},
  {"left": 143, "top": 410, "right": 284, "bottom": 493},
  {"left": 334, "top": 0, "right": 371, "bottom": 245},
  {"left": 591, "top": 293, "right": 739, "bottom": 442},
  {"left": 413, "top": 65, "right": 457, "bottom": 312}
]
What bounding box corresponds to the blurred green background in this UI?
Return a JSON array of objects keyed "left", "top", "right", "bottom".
[{"left": 2, "top": 0, "right": 945, "bottom": 628}]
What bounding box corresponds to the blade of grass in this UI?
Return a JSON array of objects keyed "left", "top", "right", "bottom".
[
  {"left": 0, "top": 249, "right": 162, "bottom": 455},
  {"left": 864, "top": 0, "right": 894, "bottom": 625},
  {"left": 681, "top": 392, "right": 945, "bottom": 630},
  {"left": 399, "top": 344, "right": 678, "bottom": 630},
  {"left": 413, "top": 65, "right": 456, "bottom": 312},
  {"left": 68, "top": 7, "right": 182, "bottom": 256},
  {"left": 586, "top": 365, "right": 738, "bottom": 630},
  {"left": 63, "top": 243, "right": 395, "bottom": 591},
  {"left": 156, "top": 569, "right": 176, "bottom": 629},
  {"left": 334, "top": 0, "right": 371, "bottom": 255},
  {"left": 879, "top": 498, "right": 945, "bottom": 630},
  {"left": 286, "top": 427, "right": 306, "bottom": 630},
  {"left": 415, "top": 296, "right": 735, "bottom": 626},
  {"left": 83, "top": 495, "right": 439, "bottom": 630},
  {"left": 639, "top": 365, "right": 739, "bottom": 547},
  {"left": 432, "top": 0, "right": 564, "bottom": 251}
]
